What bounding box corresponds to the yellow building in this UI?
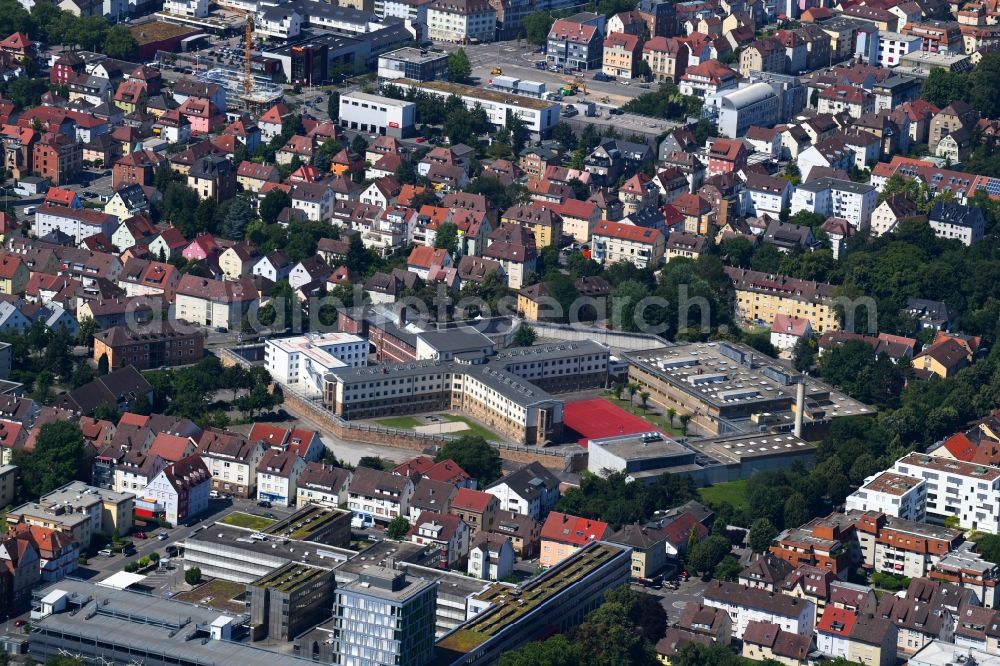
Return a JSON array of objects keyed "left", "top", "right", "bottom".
[
  {"left": 501, "top": 204, "right": 562, "bottom": 249},
  {"left": 0, "top": 254, "right": 29, "bottom": 295},
  {"left": 603, "top": 32, "right": 641, "bottom": 79},
  {"left": 724, "top": 267, "right": 841, "bottom": 333},
  {"left": 742, "top": 621, "right": 810, "bottom": 666}
]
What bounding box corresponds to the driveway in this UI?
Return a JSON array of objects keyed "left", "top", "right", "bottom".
[{"left": 635, "top": 575, "right": 710, "bottom": 621}]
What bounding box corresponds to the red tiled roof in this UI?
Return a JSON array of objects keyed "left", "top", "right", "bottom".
[
  {"left": 941, "top": 432, "right": 976, "bottom": 461},
  {"left": 592, "top": 220, "right": 663, "bottom": 244},
  {"left": 540, "top": 511, "right": 610, "bottom": 546},
  {"left": 452, "top": 487, "right": 495, "bottom": 513},
  {"left": 817, "top": 607, "right": 857, "bottom": 637}
]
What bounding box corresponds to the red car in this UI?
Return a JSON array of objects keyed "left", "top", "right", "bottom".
[
  {"left": 15, "top": 619, "right": 26, "bottom": 627},
  {"left": 133, "top": 532, "right": 147, "bottom": 539}
]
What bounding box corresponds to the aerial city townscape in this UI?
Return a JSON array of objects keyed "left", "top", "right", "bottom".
[{"left": 0, "top": 0, "right": 998, "bottom": 662}]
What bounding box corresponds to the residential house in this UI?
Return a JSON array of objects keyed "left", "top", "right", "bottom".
[
  {"left": 296, "top": 462, "right": 352, "bottom": 508},
  {"left": 590, "top": 220, "right": 665, "bottom": 268},
  {"left": 643, "top": 36, "right": 688, "bottom": 82},
  {"left": 703, "top": 581, "right": 815, "bottom": 639},
  {"left": 256, "top": 448, "right": 306, "bottom": 507},
  {"left": 142, "top": 455, "right": 211, "bottom": 525},
  {"left": 603, "top": 32, "right": 643, "bottom": 79},
  {"left": 174, "top": 275, "right": 258, "bottom": 330},
  {"left": 742, "top": 621, "right": 811, "bottom": 666},
  {"left": 449, "top": 488, "right": 498, "bottom": 539},
  {"left": 539, "top": 511, "right": 610, "bottom": 567},
  {"left": 197, "top": 430, "right": 266, "bottom": 498},
  {"left": 347, "top": 466, "right": 414, "bottom": 523}
]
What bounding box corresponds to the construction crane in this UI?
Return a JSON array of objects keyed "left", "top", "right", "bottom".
[{"left": 244, "top": 14, "right": 253, "bottom": 95}]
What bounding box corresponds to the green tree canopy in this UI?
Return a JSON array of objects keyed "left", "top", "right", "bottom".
[
  {"left": 523, "top": 11, "right": 554, "bottom": 45},
  {"left": 748, "top": 517, "right": 779, "bottom": 553},
  {"left": 447, "top": 48, "right": 472, "bottom": 84},
  {"left": 13, "top": 421, "right": 86, "bottom": 499},
  {"left": 687, "top": 534, "right": 732, "bottom": 575},
  {"left": 434, "top": 222, "right": 460, "bottom": 254},
  {"left": 104, "top": 25, "right": 138, "bottom": 60},
  {"left": 435, "top": 434, "right": 502, "bottom": 486}
]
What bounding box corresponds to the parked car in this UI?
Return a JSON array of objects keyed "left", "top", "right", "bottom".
[
  {"left": 158, "top": 532, "right": 168, "bottom": 541},
  {"left": 535, "top": 61, "right": 546, "bottom": 70},
  {"left": 593, "top": 71, "right": 611, "bottom": 82},
  {"left": 98, "top": 548, "right": 114, "bottom": 557},
  {"left": 133, "top": 532, "right": 147, "bottom": 539},
  {"left": 123, "top": 546, "right": 137, "bottom": 557},
  {"left": 14, "top": 619, "right": 26, "bottom": 627},
  {"left": 257, "top": 500, "right": 272, "bottom": 508}
]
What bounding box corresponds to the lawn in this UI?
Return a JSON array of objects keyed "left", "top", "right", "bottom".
[
  {"left": 604, "top": 396, "right": 685, "bottom": 437},
  {"left": 376, "top": 415, "right": 424, "bottom": 429},
  {"left": 221, "top": 512, "right": 276, "bottom": 531},
  {"left": 698, "top": 479, "right": 749, "bottom": 510},
  {"left": 376, "top": 413, "right": 499, "bottom": 441}
]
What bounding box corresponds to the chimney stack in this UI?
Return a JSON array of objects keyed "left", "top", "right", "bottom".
[{"left": 794, "top": 380, "right": 805, "bottom": 438}]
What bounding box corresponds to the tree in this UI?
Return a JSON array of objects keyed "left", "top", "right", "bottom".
[
  {"left": 434, "top": 222, "right": 459, "bottom": 254},
  {"left": 714, "top": 555, "right": 743, "bottom": 581},
  {"left": 221, "top": 196, "right": 254, "bottom": 240},
  {"left": 385, "top": 516, "right": 410, "bottom": 540},
  {"left": 921, "top": 68, "right": 969, "bottom": 108},
  {"left": 678, "top": 413, "right": 691, "bottom": 435},
  {"left": 969, "top": 54, "right": 1000, "bottom": 118},
  {"left": 499, "top": 635, "right": 582, "bottom": 666},
  {"left": 513, "top": 324, "right": 536, "bottom": 347},
  {"left": 327, "top": 91, "right": 340, "bottom": 121},
  {"left": 13, "top": 421, "right": 85, "bottom": 499},
  {"left": 259, "top": 188, "right": 291, "bottom": 225},
  {"left": 523, "top": 11, "right": 554, "bottom": 45},
  {"left": 435, "top": 434, "right": 502, "bottom": 486},
  {"left": 447, "top": 48, "right": 472, "bottom": 84},
  {"left": 687, "top": 534, "right": 732, "bottom": 575},
  {"left": 185, "top": 567, "right": 202, "bottom": 585},
  {"left": 748, "top": 517, "right": 779, "bottom": 552},
  {"left": 357, "top": 456, "right": 391, "bottom": 470},
  {"left": 792, "top": 337, "right": 816, "bottom": 372},
  {"left": 97, "top": 353, "right": 109, "bottom": 375},
  {"left": 639, "top": 391, "right": 650, "bottom": 413},
  {"left": 667, "top": 407, "right": 676, "bottom": 427},
  {"left": 783, "top": 492, "right": 812, "bottom": 529},
  {"left": 103, "top": 25, "right": 138, "bottom": 60}
]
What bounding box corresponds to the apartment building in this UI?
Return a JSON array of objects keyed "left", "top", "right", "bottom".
[
  {"left": 197, "top": 430, "right": 266, "bottom": 498},
  {"left": 642, "top": 36, "right": 687, "bottom": 83},
  {"left": 426, "top": 0, "right": 496, "bottom": 43},
  {"left": 339, "top": 91, "right": 416, "bottom": 139},
  {"left": 93, "top": 323, "right": 204, "bottom": 371},
  {"left": 928, "top": 202, "right": 985, "bottom": 246},
  {"left": 34, "top": 204, "right": 117, "bottom": 246},
  {"left": 296, "top": 462, "right": 352, "bottom": 508},
  {"left": 174, "top": 275, "right": 258, "bottom": 331},
  {"left": 879, "top": 31, "right": 921, "bottom": 66},
  {"left": 547, "top": 18, "right": 604, "bottom": 71},
  {"left": 853, "top": 510, "right": 964, "bottom": 579},
  {"left": 891, "top": 453, "right": 1000, "bottom": 534},
  {"left": 485, "top": 462, "right": 560, "bottom": 521},
  {"left": 724, "top": 266, "right": 841, "bottom": 333},
  {"left": 704, "top": 580, "right": 815, "bottom": 640},
  {"left": 603, "top": 32, "right": 642, "bottom": 79},
  {"left": 591, "top": 220, "right": 665, "bottom": 269},
  {"left": 792, "top": 177, "right": 877, "bottom": 231},
  {"left": 256, "top": 449, "right": 306, "bottom": 507},
  {"left": 540, "top": 511, "right": 610, "bottom": 567},
  {"left": 770, "top": 512, "right": 857, "bottom": 579},
  {"left": 6, "top": 482, "right": 133, "bottom": 549},
  {"left": 347, "top": 466, "right": 415, "bottom": 522},
  {"left": 500, "top": 204, "right": 563, "bottom": 249},
  {"left": 846, "top": 472, "right": 927, "bottom": 521}
]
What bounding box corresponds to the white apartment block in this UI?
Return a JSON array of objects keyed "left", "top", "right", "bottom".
[
  {"left": 265, "top": 332, "right": 368, "bottom": 397},
  {"left": 704, "top": 581, "right": 815, "bottom": 640},
  {"left": 846, "top": 471, "right": 927, "bottom": 521},
  {"left": 891, "top": 453, "right": 1000, "bottom": 534},
  {"left": 35, "top": 205, "right": 118, "bottom": 246},
  {"left": 426, "top": 0, "right": 496, "bottom": 43},
  {"left": 591, "top": 221, "right": 665, "bottom": 269},
  {"left": 791, "top": 177, "right": 877, "bottom": 231},
  {"left": 163, "top": 0, "right": 207, "bottom": 17},
  {"left": 878, "top": 32, "right": 921, "bottom": 67},
  {"left": 391, "top": 80, "right": 560, "bottom": 137},
  {"left": 255, "top": 7, "right": 303, "bottom": 39},
  {"left": 376, "top": 0, "right": 432, "bottom": 22}
]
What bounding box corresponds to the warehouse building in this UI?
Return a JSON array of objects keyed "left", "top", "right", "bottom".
[{"left": 339, "top": 91, "right": 417, "bottom": 138}]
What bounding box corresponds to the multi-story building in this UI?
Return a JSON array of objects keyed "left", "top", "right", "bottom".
[
  {"left": 878, "top": 31, "right": 921, "bottom": 66},
  {"left": 500, "top": 205, "right": 563, "bottom": 249},
  {"left": 817, "top": 608, "right": 898, "bottom": 666},
  {"left": 603, "top": 32, "right": 642, "bottom": 79},
  {"left": 34, "top": 204, "right": 117, "bottom": 246},
  {"left": 547, "top": 18, "right": 604, "bottom": 71},
  {"left": 409, "top": 512, "right": 470, "bottom": 568},
  {"left": 339, "top": 92, "right": 416, "bottom": 139},
  {"left": 770, "top": 512, "right": 857, "bottom": 579},
  {"left": 853, "top": 511, "right": 964, "bottom": 579},
  {"left": 724, "top": 266, "right": 841, "bottom": 333},
  {"left": 249, "top": 563, "right": 336, "bottom": 641},
  {"left": 791, "top": 177, "right": 877, "bottom": 232},
  {"left": 680, "top": 59, "right": 740, "bottom": 99},
  {"left": 377, "top": 47, "right": 449, "bottom": 82},
  {"left": 297, "top": 462, "right": 352, "bottom": 508},
  {"left": 590, "top": 220, "right": 665, "bottom": 269},
  {"left": 741, "top": 38, "right": 785, "bottom": 76},
  {"left": 265, "top": 333, "right": 368, "bottom": 397},
  {"left": 642, "top": 36, "right": 687, "bottom": 83},
  {"left": 426, "top": 0, "right": 496, "bottom": 43},
  {"left": 891, "top": 453, "right": 1000, "bottom": 534},
  {"left": 390, "top": 79, "right": 559, "bottom": 138},
  {"left": 846, "top": 472, "right": 926, "bottom": 521},
  {"left": 485, "top": 462, "right": 560, "bottom": 521},
  {"left": 92, "top": 323, "right": 204, "bottom": 370},
  {"left": 197, "top": 430, "right": 266, "bottom": 498},
  {"left": 6, "top": 481, "right": 133, "bottom": 549},
  {"left": 33, "top": 132, "right": 82, "bottom": 186},
  {"left": 704, "top": 580, "right": 815, "bottom": 640},
  {"left": 174, "top": 275, "right": 258, "bottom": 331},
  {"left": 0, "top": 463, "right": 16, "bottom": 507},
  {"left": 348, "top": 466, "right": 415, "bottom": 522},
  {"left": 449, "top": 488, "right": 498, "bottom": 538},
  {"left": 928, "top": 202, "right": 985, "bottom": 246},
  {"left": 708, "top": 82, "right": 781, "bottom": 138},
  {"left": 903, "top": 19, "right": 964, "bottom": 53},
  {"left": 257, "top": 449, "right": 306, "bottom": 507},
  {"left": 142, "top": 455, "right": 211, "bottom": 525},
  {"left": 332, "top": 567, "right": 436, "bottom": 666},
  {"left": 325, "top": 341, "right": 609, "bottom": 446},
  {"left": 539, "top": 511, "right": 610, "bottom": 567},
  {"left": 742, "top": 620, "right": 813, "bottom": 665}
]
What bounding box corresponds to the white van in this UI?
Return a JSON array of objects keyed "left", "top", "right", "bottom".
[
  {"left": 209, "top": 490, "right": 220, "bottom": 499},
  {"left": 351, "top": 512, "right": 375, "bottom": 529},
  {"left": 23, "top": 206, "right": 36, "bottom": 215}
]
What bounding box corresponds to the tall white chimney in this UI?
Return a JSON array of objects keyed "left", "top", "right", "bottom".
[{"left": 794, "top": 381, "right": 805, "bottom": 438}]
